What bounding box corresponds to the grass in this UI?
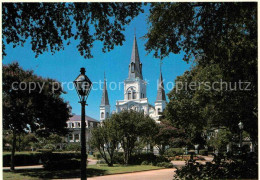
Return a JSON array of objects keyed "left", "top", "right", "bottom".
[
  {"left": 3, "top": 151, "right": 40, "bottom": 155},
  {"left": 3, "top": 164, "right": 165, "bottom": 179}
]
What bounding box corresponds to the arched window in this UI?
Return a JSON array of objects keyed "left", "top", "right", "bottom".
[
  {"left": 128, "top": 91, "right": 131, "bottom": 100},
  {"left": 133, "top": 91, "right": 136, "bottom": 99},
  {"left": 158, "top": 108, "right": 161, "bottom": 115},
  {"left": 101, "top": 112, "right": 104, "bottom": 118}
]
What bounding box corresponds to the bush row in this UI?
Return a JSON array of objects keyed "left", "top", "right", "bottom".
[{"left": 3, "top": 152, "right": 81, "bottom": 167}]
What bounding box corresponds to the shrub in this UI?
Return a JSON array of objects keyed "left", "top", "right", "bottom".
[
  {"left": 43, "top": 144, "right": 56, "bottom": 150},
  {"left": 113, "top": 152, "right": 124, "bottom": 164},
  {"left": 129, "top": 153, "right": 157, "bottom": 165},
  {"left": 37, "top": 149, "right": 53, "bottom": 153},
  {"left": 141, "top": 160, "right": 150, "bottom": 165},
  {"left": 93, "top": 152, "right": 102, "bottom": 160},
  {"left": 97, "top": 160, "right": 106, "bottom": 164},
  {"left": 156, "top": 162, "right": 174, "bottom": 168},
  {"left": 43, "top": 159, "right": 81, "bottom": 170},
  {"left": 65, "top": 143, "right": 81, "bottom": 152},
  {"left": 199, "top": 149, "right": 208, "bottom": 156},
  {"left": 3, "top": 152, "right": 82, "bottom": 167},
  {"left": 174, "top": 152, "right": 258, "bottom": 179},
  {"left": 3, "top": 153, "right": 41, "bottom": 167},
  {"left": 165, "top": 148, "right": 184, "bottom": 157}
]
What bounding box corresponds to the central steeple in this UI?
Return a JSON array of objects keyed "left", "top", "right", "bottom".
[{"left": 128, "top": 35, "right": 143, "bottom": 80}]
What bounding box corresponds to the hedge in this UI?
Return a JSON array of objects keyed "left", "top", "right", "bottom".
[{"left": 3, "top": 152, "right": 81, "bottom": 167}]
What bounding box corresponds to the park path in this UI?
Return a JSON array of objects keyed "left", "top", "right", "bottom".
[
  {"left": 88, "top": 168, "right": 176, "bottom": 180},
  {"left": 2, "top": 158, "right": 98, "bottom": 170}
]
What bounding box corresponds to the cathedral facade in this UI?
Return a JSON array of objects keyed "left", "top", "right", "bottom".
[{"left": 100, "top": 35, "right": 167, "bottom": 122}]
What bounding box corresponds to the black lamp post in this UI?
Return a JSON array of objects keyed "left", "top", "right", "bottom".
[
  {"left": 74, "top": 68, "right": 92, "bottom": 180},
  {"left": 238, "top": 121, "right": 244, "bottom": 154}
]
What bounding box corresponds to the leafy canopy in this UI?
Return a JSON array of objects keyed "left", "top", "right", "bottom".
[{"left": 2, "top": 3, "right": 144, "bottom": 58}]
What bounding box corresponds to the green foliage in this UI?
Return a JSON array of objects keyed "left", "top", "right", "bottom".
[
  {"left": 156, "top": 162, "right": 173, "bottom": 168},
  {"left": 146, "top": 3, "right": 257, "bottom": 145},
  {"left": 165, "top": 148, "right": 184, "bottom": 157},
  {"left": 141, "top": 160, "right": 150, "bottom": 165},
  {"left": 3, "top": 62, "right": 71, "bottom": 170},
  {"left": 90, "top": 110, "right": 157, "bottom": 166},
  {"left": 65, "top": 143, "right": 81, "bottom": 152},
  {"left": 90, "top": 117, "right": 120, "bottom": 166},
  {"left": 152, "top": 120, "right": 186, "bottom": 155},
  {"left": 3, "top": 153, "right": 42, "bottom": 167},
  {"left": 128, "top": 153, "right": 169, "bottom": 165},
  {"left": 43, "top": 144, "right": 56, "bottom": 151},
  {"left": 175, "top": 152, "right": 258, "bottom": 179},
  {"left": 3, "top": 152, "right": 81, "bottom": 167},
  {"left": 199, "top": 149, "right": 208, "bottom": 156},
  {"left": 111, "top": 110, "right": 157, "bottom": 165},
  {"left": 93, "top": 152, "right": 102, "bottom": 160},
  {"left": 2, "top": 3, "right": 144, "bottom": 58},
  {"left": 207, "top": 128, "right": 232, "bottom": 152},
  {"left": 37, "top": 149, "right": 53, "bottom": 153},
  {"left": 43, "top": 159, "right": 81, "bottom": 170}
]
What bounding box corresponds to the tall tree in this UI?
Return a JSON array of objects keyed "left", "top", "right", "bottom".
[
  {"left": 146, "top": 2, "right": 257, "bottom": 143},
  {"left": 90, "top": 118, "right": 120, "bottom": 167},
  {"left": 112, "top": 110, "right": 157, "bottom": 165},
  {"left": 3, "top": 62, "right": 71, "bottom": 170},
  {"left": 2, "top": 3, "right": 144, "bottom": 59}
]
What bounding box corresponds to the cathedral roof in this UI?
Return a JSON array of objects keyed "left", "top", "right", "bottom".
[
  {"left": 100, "top": 74, "right": 110, "bottom": 106},
  {"left": 128, "top": 35, "right": 143, "bottom": 80},
  {"left": 156, "top": 69, "right": 166, "bottom": 101}
]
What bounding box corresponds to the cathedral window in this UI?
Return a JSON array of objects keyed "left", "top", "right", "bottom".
[
  {"left": 101, "top": 112, "right": 104, "bottom": 118},
  {"left": 128, "top": 92, "right": 132, "bottom": 100},
  {"left": 133, "top": 91, "right": 136, "bottom": 99}
]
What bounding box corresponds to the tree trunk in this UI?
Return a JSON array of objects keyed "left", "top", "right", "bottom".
[
  {"left": 10, "top": 128, "right": 17, "bottom": 171},
  {"left": 18, "top": 133, "right": 21, "bottom": 152}
]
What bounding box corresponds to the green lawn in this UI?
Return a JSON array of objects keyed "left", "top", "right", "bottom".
[
  {"left": 3, "top": 151, "right": 40, "bottom": 155},
  {"left": 3, "top": 164, "right": 165, "bottom": 180}
]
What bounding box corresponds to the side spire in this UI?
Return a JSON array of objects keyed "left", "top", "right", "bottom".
[
  {"left": 128, "top": 35, "right": 143, "bottom": 80},
  {"left": 156, "top": 61, "right": 166, "bottom": 101},
  {"left": 101, "top": 73, "right": 109, "bottom": 106}
]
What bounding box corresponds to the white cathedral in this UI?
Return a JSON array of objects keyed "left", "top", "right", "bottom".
[{"left": 100, "top": 35, "right": 167, "bottom": 123}]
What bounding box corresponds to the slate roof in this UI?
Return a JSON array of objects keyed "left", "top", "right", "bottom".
[
  {"left": 100, "top": 76, "right": 109, "bottom": 106},
  {"left": 68, "top": 115, "right": 99, "bottom": 123},
  {"left": 156, "top": 70, "right": 166, "bottom": 101},
  {"left": 128, "top": 35, "right": 143, "bottom": 80}
]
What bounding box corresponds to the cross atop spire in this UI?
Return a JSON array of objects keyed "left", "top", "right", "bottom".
[
  {"left": 100, "top": 73, "right": 109, "bottom": 106},
  {"left": 128, "top": 35, "right": 143, "bottom": 80},
  {"left": 156, "top": 62, "right": 166, "bottom": 101}
]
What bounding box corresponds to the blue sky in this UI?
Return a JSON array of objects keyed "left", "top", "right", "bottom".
[{"left": 3, "top": 5, "right": 191, "bottom": 120}]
